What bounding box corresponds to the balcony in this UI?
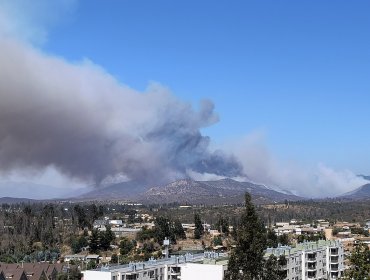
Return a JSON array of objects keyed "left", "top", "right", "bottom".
[
  {"left": 331, "top": 272, "right": 340, "bottom": 279},
  {"left": 307, "top": 266, "right": 316, "bottom": 271},
  {"left": 330, "top": 249, "right": 339, "bottom": 256},
  {"left": 331, "top": 265, "right": 339, "bottom": 272},
  {"left": 330, "top": 256, "right": 339, "bottom": 263}
]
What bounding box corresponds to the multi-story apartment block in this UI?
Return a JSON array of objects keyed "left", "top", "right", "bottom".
[
  {"left": 266, "top": 240, "right": 344, "bottom": 280},
  {"left": 83, "top": 252, "right": 227, "bottom": 280}
]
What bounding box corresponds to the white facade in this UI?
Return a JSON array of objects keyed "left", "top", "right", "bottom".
[{"left": 180, "top": 263, "right": 225, "bottom": 280}]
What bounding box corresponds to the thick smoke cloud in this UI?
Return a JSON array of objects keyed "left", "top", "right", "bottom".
[
  {"left": 0, "top": 37, "right": 243, "bottom": 185},
  {"left": 228, "top": 132, "right": 368, "bottom": 197}
]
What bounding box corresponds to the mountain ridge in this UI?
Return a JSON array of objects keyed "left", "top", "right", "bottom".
[{"left": 136, "top": 178, "right": 302, "bottom": 205}]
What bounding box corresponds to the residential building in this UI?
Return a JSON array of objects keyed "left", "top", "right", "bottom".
[
  {"left": 266, "top": 240, "right": 345, "bottom": 279},
  {"left": 83, "top": 252, "right": 227, "bottom": 280}
]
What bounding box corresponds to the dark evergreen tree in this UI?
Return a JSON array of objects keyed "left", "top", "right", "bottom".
[
  {"left": 154, "top": 216, "right": 175, "bottom": 243},
  {"left": 111, "top": 253, "right": 118, "bottom": 264},
  {"left": 89, "top": 229, "right": 100, "bottom": 253},
  {"left": 262, "top": 255, "right": 286, "bottom": 280},
  {"left": 99, "top": 225, "right": 115, "bottom": 251},
  {"left": 277, "top": 234, "right": 290, "bottom": 246},
  {"left": 266, "top": 229, "right": 278, "bottom": 248},
  {"left": 71, "top": 236, "right": 88, "bottom": 254},
  {"left": 216, "top": 216, "right": 229, "bottom": 235},
  {"left": 173, "top": 219, "right": 186, "bottom": 240},
  {"left": 194, "top": 213, "right": 203, "bottom": 239},
  {"left": 119, "top": 237, "right": 134, "bottom": 255},
  {"left": 225, "top": 193, "right": 267, "bottom": 280}
]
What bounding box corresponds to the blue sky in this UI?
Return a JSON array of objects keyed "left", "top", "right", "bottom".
[
  {"left": 42, "top": 0, "right": 370, "bottom": 172},
  {"left": 0, "top": 0, "right": 369, "bottom": 197}
]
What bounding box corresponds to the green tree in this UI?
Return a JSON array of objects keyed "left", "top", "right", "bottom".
[
  {"left": 89, "top": 229, "right": 100, "bottom": 253},
  {"left": 216, "top": 216, "right": 230, "bottom": 235},
  {"left": 119, "top": 237, "right": 134, "bottom": 256},
  {"left": 262, "top": 255, "right": 286, "bottom": 280},
  {"left": 277, "top": 234, "right": 290, "bottom": 246},
  {"left": 87, "top": 260, "right": 97, "bottom": 270},
  {"left": 99, "top": 225, "right": 115, "bottom": 251},
  {"left": 71, "top": 236, "right": 88, "bottom": 253},
  {"left": 173, "top": 219, "right": 186, "bottom": 240},
  {"left": 194, "top": 213, "right": 203, "bottom": 239},
  {"left": 225, "top": 193, "right": 267, "bottom": 280},
  {"left": 212, "top": 236, "right": 223, "bottom": 246},
  {"left": 154, "top": 216, "right": 175, "bottom": 243},
  {"left": 344, "top": 243, "right": 370, "bottom": 280},
  {"left": 111, "top": 253, "right": 118, "bottom": 264},
  {"left": 266, "top": 229, "right": 278, "bottom": 248}
]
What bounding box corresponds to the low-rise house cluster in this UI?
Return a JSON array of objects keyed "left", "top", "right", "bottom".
[
  {"left": 93, "top": 219, "right": 145, "bottom": 238},
  {"left": 0, "top": 263, "right": 66, "bottom": 280},
  {"left": 273, "top": 220, "right": 327, "bottom": 236}
]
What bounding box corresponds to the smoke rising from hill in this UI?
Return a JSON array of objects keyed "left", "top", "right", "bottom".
[{"left": 0, "top": 38, "right": 243, "bottom": 185}]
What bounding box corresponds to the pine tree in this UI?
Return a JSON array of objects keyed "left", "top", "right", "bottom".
[
  {"left": 154, "top": 216, "right": 175, "bottom": 243},
  {"left": 99, "top": 225, "right": 115, "bottom": 251},
  {"left": 262, "top": 255, "right": 286, "bottom": 280},
  {"left": 89, "top": 229, "right": 100, "bottom": 253},
  {"left": 266, "top": 229, "right": 278, "bottom": 248},
  {"left": 194, "top": 213, "right": 203, "bottom": 239},
  {"left": 225, "top": 193, "right": 267, "bottom": 280},
  {"left": 216, "top": 216, "right": 230, "bottom": 235},
  {"left": 173, "top": 219, "right": 186, "bottom": 240}
]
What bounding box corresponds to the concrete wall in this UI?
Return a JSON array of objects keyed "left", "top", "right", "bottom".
[
  {"left": 180, "top": 263, "right": 224, "bottom": 280},
  {"left": 83, "top": 271, "right": 111, "bottom": 280}
]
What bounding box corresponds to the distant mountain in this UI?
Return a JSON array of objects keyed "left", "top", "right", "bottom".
[
  {"left": 137, "top": 178, "right": 302, "bottom": 205},
  {"left": 340, "top": 183, "right": 370, "bottom": 200},
  {"left": 0, "top": 178, "right": 303, "bottom": 204},
  {"left": 0, "top": 197, "right": 39, "bottom": 204},
  {"left": 0, "top": 181, "right": 74, "bottom": 199},
  {"left": 77, "top": 181, "right": 148, "bottom": 200}
]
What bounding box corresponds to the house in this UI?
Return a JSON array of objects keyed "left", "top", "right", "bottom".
[
  {"left": 86, "top": 255, "right": 100, "bottom": 263},
  {"left": 2, "top": 270, "right": 28, "bottom": 280},
  {"left": 63, "top": 254, "right": 87, "bottom": 262},
  {"left": 23, "top": 266, "right": 47, "bottom": 280},
  {"left": 0, "top": 264, "right": 59, "bottom": 280},
  {"left": 93, "top": 220, "right": 107, "bottom": 229},
  {"left": 108, "top": 220, "right": 124, "bottom": 227}
]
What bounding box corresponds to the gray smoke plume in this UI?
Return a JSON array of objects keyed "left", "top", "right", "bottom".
[{"left": 0, "top": 37, "right": 243, "bottom": 185}]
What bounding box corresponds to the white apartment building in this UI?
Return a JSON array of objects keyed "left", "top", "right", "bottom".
[
  {"left": 266, "top": 240, "right": 345, "bottom": 280},
  {"left": 83, "top": 252, "right": 227, "bottom": 280}
]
